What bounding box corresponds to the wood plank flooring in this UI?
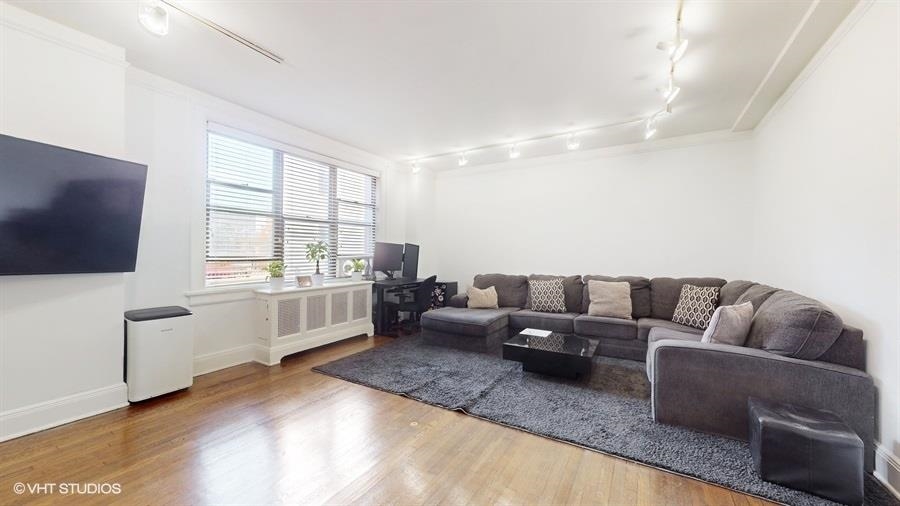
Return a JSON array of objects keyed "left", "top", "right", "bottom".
[{"left": 0, "top": 335, "right": 774, "bottom": 505}]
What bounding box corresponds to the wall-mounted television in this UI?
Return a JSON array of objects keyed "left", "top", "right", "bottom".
[{"left": 0, "top": 134, "right": 148, "bottom": 275}]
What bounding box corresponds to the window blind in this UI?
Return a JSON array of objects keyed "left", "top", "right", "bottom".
[{"left": 205, "top": 131, "right": 377, "bottom": 286}]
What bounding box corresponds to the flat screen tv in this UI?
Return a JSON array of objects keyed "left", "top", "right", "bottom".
[{"left": 0, "top": 134, "right": 148, "bottom": 275}]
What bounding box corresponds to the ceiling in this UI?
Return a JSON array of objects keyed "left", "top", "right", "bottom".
[{"left": 10, "top": 0, "right": 856, "bottom": 165}]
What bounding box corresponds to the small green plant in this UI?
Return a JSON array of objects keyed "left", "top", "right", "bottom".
[
  {"left": 265, "top": 260, "right": 285, "bottom": 279},
  {"left": 349, "top": 258, "right": 366, "bottom": 273},
  {"left": 305, "top": 241, "right": 328, "bottom": 274}
]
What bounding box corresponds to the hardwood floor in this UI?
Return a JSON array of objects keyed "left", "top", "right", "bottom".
[{"left": 0, "top": 335, "right": 774, "bottom": 505}]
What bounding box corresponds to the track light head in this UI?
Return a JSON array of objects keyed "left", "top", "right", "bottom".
[
  {"left": 138, "top": 0, "right": 169, "bottom": 36},
  {"left": 566, "top": 133, "right": 580, "bottom": 150},
  {"left": 411, "top": 161, "right": 421, "bottom": 174},
  {"left": 509, "top": 144, "right": 521, "bottom": 159},
  {"left": 656, "top": 38, "right": 689, "bottom": 62},
  {"left": 458, "top": 153, "right": 468, "bottom": 167}
]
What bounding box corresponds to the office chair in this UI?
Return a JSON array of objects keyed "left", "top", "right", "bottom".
[{"left": 385, "top": 275, "right": 437, "bottom": 333}]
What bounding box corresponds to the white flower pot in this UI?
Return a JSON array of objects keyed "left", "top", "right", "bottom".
[
  {"left": 269, "top": 277, "right": 284, "bottom": 290},
  {"left": 311, "top": 273, "right": 325, "bottom": 286},
  {"left": 351, "top": 272, "right": 362, "bottom": 282}
]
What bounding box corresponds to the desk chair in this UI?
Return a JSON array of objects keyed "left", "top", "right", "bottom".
[{"left": 384, "top": 275, "right": 437, "bottom": 332}]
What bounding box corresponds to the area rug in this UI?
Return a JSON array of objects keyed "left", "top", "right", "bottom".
[{"left": 313, "top": 336, "right": 899, "bottom": 506}]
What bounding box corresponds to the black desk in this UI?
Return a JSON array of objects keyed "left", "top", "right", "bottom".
[{"left": 372, "top": 278, "right": 457, "bottom": 334}]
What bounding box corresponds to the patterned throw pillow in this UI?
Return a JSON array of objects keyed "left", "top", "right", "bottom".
[
  {"left": 529, "top": 278, "right": 567, "bottom": 313},
  {"left": 671, "top": 284, "right": 720, "bottom": 329}
]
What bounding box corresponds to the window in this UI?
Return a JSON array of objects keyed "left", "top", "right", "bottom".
[{"left": 205, "top": 132, "right": 377, "bottom": 286}]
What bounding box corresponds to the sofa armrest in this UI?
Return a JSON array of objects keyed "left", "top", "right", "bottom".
[
  {"left": 649, "top": 339, "right": 875, "bottom": 471},
  {"left": 448, "top": 294, "right": 468, "bottom": 308}
]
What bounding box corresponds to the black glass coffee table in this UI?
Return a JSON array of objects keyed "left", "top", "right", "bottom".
[{"left": 502, "top": 331, "right": 596, "bottom": 379}]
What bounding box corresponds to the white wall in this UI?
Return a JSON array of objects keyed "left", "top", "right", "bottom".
[
  {"left": 0, "top": 4, "right": 130, "bottom": 439},
  {"left": 748, "top": 1, "right": 900, "bottom": 490},
  {"left": 424, "top": 133, "right": 755, "bottom": 287}
]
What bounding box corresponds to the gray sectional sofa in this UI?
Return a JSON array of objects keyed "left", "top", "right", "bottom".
[{"left": 420, "top": 273, "right": 876, "bottom": 470}]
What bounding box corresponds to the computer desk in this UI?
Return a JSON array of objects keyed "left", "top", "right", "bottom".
[{"left": 371, "top": 277, "right": 457, "bottom": 334}]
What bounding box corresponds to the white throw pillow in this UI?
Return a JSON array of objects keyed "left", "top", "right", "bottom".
[
  {"left": 467, "top": 286, "right": 499, "bottom": 309},
  {"left": 587, "top": 280, "right": 632, "bottom": 319},
  {"left": 702, "top": 302, "right": 753, "bottom": 346}
]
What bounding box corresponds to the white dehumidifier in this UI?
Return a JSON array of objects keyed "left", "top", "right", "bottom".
[{"left": 125, "top": 306, "right": 194, "bottom": 402}]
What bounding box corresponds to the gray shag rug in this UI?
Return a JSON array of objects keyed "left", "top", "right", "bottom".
[{"left": 313, "top": 335, "right": 899, "bottom": 506}]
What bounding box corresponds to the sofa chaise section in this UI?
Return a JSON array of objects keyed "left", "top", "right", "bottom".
[{"left": 648, "top": 339, "right": 876, "bottom": 471}]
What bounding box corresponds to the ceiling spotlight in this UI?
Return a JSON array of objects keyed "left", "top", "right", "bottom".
[
  {"left": 458, "top": 153, "right": 468, "bottom": 167},
  {"left": 644, "top": 120, "right": 657, "bottom": 140},
  {"left": 138, "top": 0, "right": 169, "bottom": 37},
  {"left": 411, "top": 161, "right": 421, "bottom": 174},
  {"left": 509, "top": 144, "right": 521, "bottom": 159},
  {"left": 660, "top": 77, "right": 681, "bottom": 104},
  {"left": 566, "top": 133, "right": 580, "bottom": 150},
  {"left": 656, "top": 38, "right": 689, "bottom": 63}
]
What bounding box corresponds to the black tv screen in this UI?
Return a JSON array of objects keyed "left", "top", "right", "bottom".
[{"left": 0, "top": 134, "right": 148, "bottom": 275}]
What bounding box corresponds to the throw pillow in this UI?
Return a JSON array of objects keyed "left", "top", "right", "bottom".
[
  {"left": 587, "top": 280, "right": 632, "bottom": 319},
  {"left": 467, "top": 286, "right": 499, "bottom": 309},
  {"left": 701, "top": 302, "right": 753, "bottom": 346},
  {"left": 671, "top": 284, "right": 720, "bottom": 329},
  {"left": 528, "top": 278, "right": 567, "bottom": 313}
]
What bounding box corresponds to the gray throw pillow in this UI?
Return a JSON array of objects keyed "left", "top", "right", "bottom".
[
  {"left": 671, "top": 284, "right": 720, "bottom": 329},
  {"left": 587, "top": 280, "right": 632, "bottom": 319},
  {"left": 701, "top": 302, "right": 753, "bottom": 346},
  {"left": 529, "top": 278, "right": 567, "bottom": 313}
]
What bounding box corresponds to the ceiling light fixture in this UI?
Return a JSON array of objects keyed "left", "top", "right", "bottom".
[
  {"left": 509, "top": 144, "right": 521, "bottom": 159},
  {"left": 660, "top": 76, "right": 681, "bottom": 104},
  {"left": 458, "top": 153, "right": 469, "bottom": 167},
  {"left": 566, "top": 133, "right": 580, "bottom": 150},
  {"left": 139, "top": 0, "right": 285, "bottom": 63},
  {"left": 645, "top": 0, "right": 686, "bottom": 142},
  {"left": 411, "top": 161, "right": 421, "bottom": 174},
  {"left": 138, "top": 0, "right": 169, "bottom": 36}
]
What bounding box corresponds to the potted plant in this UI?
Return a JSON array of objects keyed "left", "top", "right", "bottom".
[
  {"left": 305, "top": 241, "right": 328, "bottom": 286},
  {"left": 349, "top": 258, "right": 365, "bottom": 281},
  {"left": 264, "top": 260, "right": 285, "bottom": 289}
]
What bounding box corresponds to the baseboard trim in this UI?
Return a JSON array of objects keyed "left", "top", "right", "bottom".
[
  {"left": 875, "top": 443, "right": 900, "bottom": 500},
  {"left": 0, "top": 383, "right": 128, "bottom": 442},
  {"left": 193, "top": 344, "right": 257, "bottom": 377}
]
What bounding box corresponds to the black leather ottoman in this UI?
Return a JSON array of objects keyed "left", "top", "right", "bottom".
[{"left": 748, "top": 398, "right": 864, "bottom": 506}]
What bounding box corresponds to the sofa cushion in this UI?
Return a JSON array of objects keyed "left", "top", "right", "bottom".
[
  {"left": 420, "top": 307, "right": 516, "bottom": 337},
  {"left": 527, "top": 278, "right": 567, "bottom": 313},
  {"left": 637, "top": 317, "right": 704, "bottom": 342},
  {"left": 509, "top": 310, "right": 579, "bottom": 333},
  {"left": 736, "top": 284, "right": 780, "bottom": 313},
  {"left": 648, "top": 327, "right": 703, "bottom": 344},
  {"left": 573, "top": 315, "right": 637, "bottom": 340},
  {"left": 650, "top": 277, "right": 727, "bottom": 320},
  {"left": 582, "top": 275, "right": 651, "bottom": 318},
  {"left": 818, "top": 325, "right": 865, "bottom": 371},
  {"left": 474, "top": 274, "right": 528, "bottom": 308},
  {"left": 746, "top": 290, "right": 844, "bottom": 360},
  {"left": 719, "top": 280, "right": 757, "bottom": 307},
  {"left": 526, "top": 274, "right": 583, "bottom": 313}
]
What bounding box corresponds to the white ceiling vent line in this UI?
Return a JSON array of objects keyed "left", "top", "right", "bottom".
[{"left": 160, "top": 0, "right": 284, "bottom": 64}]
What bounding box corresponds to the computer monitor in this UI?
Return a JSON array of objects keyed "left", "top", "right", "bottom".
[
  {"left": 402, "top": 243, "right": 419, "bottom": 280},
  {"left": 373, "top": 242, "right": 404, "bottom": 278}
]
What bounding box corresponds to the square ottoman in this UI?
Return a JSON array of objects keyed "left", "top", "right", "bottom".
[{"left": 748, "top": 397, "right": 864, "bottom": 506}]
